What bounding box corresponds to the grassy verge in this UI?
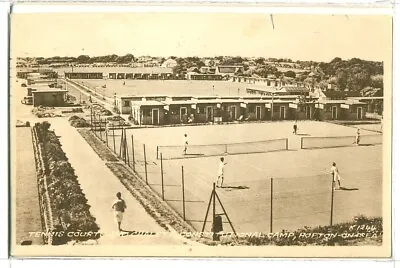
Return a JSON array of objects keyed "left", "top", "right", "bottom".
[{"left": 77, "top": 128, "right": 119, "bottom": 162}]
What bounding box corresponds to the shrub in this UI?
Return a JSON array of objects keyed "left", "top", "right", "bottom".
[{"left": 34, "top": 122, "right": 99, "bottom": 244}]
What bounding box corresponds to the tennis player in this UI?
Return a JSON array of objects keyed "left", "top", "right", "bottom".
[
  {"left": 293, "top": 120, "right": 298, "bottom": 135},
  {"left": 355, "top": 128, "right": 361, "bottom": 145},
  {"left": 330, "top": 162, "right": 341, "bottom": 190},
  {"left": 183, "top": 134, "right": 188, "bottom": 155},
  {"left": 216, "top": 157, "right": 227, "bottom": 188}
]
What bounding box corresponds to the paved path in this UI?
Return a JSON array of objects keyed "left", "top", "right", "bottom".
[{"left": 48, "top": 119, "right": 189, "bottom": 245}]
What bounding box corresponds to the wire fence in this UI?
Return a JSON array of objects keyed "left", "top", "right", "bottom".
[{"left": 91, "top": 125, "right": 382, "bottom": 236}]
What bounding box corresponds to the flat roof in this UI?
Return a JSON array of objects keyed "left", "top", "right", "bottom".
[
  {"left": 32, "top": 89, "right": 68, "bottom": 93},
  {"left": 163, "top": 100, "right": 195, "bottom": 105},
  {"left": 131, "top": 100, "right": 164, "bottom": 106},
  {"left": 319, "top": 99, "right": 366, "bottom": 105},
  {"left": 350, "top": 96, "right": 384, "bottom": 100}
]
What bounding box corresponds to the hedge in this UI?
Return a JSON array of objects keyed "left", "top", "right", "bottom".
[{"left": 34, "top": 122, "right": 99, "bottom": 244}]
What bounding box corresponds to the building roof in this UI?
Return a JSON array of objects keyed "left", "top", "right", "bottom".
[
  {"left": 279, "top": 86, "right": 309, "bottom": 93},
  {"left": 350, "top": 96, "right": 384, "bottom": 100},
  {"left": 131, "top": 100, "right": 165, "bottom": 106},
  {"left": 195, "top": 99, "right": 223, "bottom": 104},
  {"left": 32, "top": 89, "right": 68, "bottom": 93},
  {"left": 187, "top": 67, "right": 200, "bottom": 73},
  {"left": 322, "top": 90, "right": 361, "bottom": 99},
  {"left": 163, "top": 100, "right": 196, "bottom": 105},
  {"left": 243, "top": 99, "right": 270, "bottom": 104}
]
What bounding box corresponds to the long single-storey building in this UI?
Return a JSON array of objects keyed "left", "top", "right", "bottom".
[
  {"left": 114, "top": 93, "right": 372, "bottom": 125},
  {"left": 31, "top": 89, "right": 68, "bottom": 107}
]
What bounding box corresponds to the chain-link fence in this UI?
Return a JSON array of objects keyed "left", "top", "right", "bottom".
[{"left": 91, "top": 125, "right": 382, "bottom": 235}]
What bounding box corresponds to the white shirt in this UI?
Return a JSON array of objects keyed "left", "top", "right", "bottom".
[
  {"left": 218, "top": 161, "right": 226, "bottom": 175},
  {"left": 183, "top": 136, "right": 188, "bottom": 146},
  {"left": 330, "top": 166, "right": 339, "bottom": 177}
]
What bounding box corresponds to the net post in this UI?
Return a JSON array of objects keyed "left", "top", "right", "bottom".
[
  {"left": 181, "top": 165, "right": 186, "bottom": 221},
  {"left": 112, "top": 128, "right": 116, "bottom": 153},
  {"left": 300, "top": 137, "right": 303, "bottom": 149},
  {"left": 131, "top": 135, "right": 135, "bottom": 171},
  {"left": 160, "top": 153, "right": 164, "bottom": 200},
  {"left": 215, "top": 190, "right": 237, "bottom": 235},
  {"left": 201, "top": 185, "right": 214, "bottom": 233},
  {"left": 330, "top": 173, "right": 335, "bottom": 226},
  {"left": 285, "top": 138, "right": 288, "bottom": 150},
  {"left": 225, "top": 144, "right": 228, "bottom": 154},
  {"left": 156, "top": 146, "right": 159, "bottom": 160},
  {"left": 144, "top": 144, "right": 148, "bottom": 185},
  {"left": 270, "top": 177, "right": 273, "bottom": 233}
]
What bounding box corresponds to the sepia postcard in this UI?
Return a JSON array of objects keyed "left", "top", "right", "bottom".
[{"left": 9, "top": 4, "right": 393, "bottom": 258}]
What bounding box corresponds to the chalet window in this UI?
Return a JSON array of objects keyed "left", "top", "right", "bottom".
[
  {"left": 123, "top": 101, "right": 130, "bottom": 107},
  {"left": 249, "top": 106, "right": 256, "bottom": 113},
  {"left": 300, "top": 106, "right": 305, "bottom": 112}
]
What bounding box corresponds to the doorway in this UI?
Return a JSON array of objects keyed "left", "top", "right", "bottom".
[
  {"left": 332, "top": 106, "right": 338, "bottom": 120},
  {"left": 206, "top": 106, "right": 213, "bottom": 122},
  {"left": 357, "top": 107, "right": 363, "bottom": 120},
  {"left": 152, "top": 108, "right": 159, "bottom": 125},
  {"left": 256, "top": 106, "right": 262, "bottom": 120},
  {"left": 280, "top": 106, "right": 286, "bottom": 120}
]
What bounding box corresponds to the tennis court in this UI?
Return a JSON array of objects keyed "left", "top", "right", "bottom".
[{"left": 101, "top": 120, "right": 382, "bottom": 233}]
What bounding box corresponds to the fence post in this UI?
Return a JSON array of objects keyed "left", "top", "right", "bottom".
[
  {"left": 212, "top": 182, "right": 216, "bottom": 241},
  {"left": 144, "top": 144, "right": 148, "bottom": 184},
  {"left": 286, "top": 139, "right": 289, "bottom": 150},
  {"left": 105, "top": 121, "right": 109, "bottom": 147},
  {"left": 182, "top": 165, "right": 186, "bottom": 221},
  {"left": 160, "top": 153, "right": 165, "bottom": 200},
  {"left": 119, "top": 127, "right": 124, "bottom": 159},
  {"left": 131, "top": 135, "right": 135, "bottom": 171},
  {"left": 125, "top": 130, "right": 130, "bottom": 167},
  {"left": 270, "top": 177, "right": 273, "bottom": 233},
  {"left": 112, "top": 128, "right": 116, "bottom": 153},
  {"left": 156, "top": 146, "right": 159, "bottom": 160},
  {"left": 301, "top": 137, "right": 303, "bottom": 149},
  {"left": 330, "top": 173, "right": 335, "bottom": 226},
  {"left": 99, "top": 115, "right": 102, "bottom": 141}
]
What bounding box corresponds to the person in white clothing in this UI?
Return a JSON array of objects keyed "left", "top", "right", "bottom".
[
  {"left": 330, "top": 162, "right": 341, "bottom": 190},
  {"left": 216, "top": 157, "right": 227, "bottom": 188},
  {"left": 355, "top": 128, "right": 361, "bottom": 145},
  {"left": 111, "top": 192, "right": 127, "bottom": 232},
  {"left": 183, "top": 134, "right": 188, "bottom": 155}
]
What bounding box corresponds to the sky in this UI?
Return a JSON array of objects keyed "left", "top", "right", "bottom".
[{"left": 11, "top": 12, "right": 392, "bottom": 62}]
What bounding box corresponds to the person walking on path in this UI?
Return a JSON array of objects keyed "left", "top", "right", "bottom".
[
  {"left": 112, "top": 192, "right": 127, "bottom": 232},
  {"left": 330, "top": 162, "right": 341, "bottom": 190},
  {"left": 216, "top": 157, "right": 227, "bottom": 188},
  {"left": 183, "top": 134, "right": 189, "bottom": 155}
]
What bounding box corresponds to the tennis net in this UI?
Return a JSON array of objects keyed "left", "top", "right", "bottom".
[
  {"left": 301, "top": 134, "right": 382, "bottom": 149},
  {"left": 157, "top": 138, "right": 289, "bottom": 160}
]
